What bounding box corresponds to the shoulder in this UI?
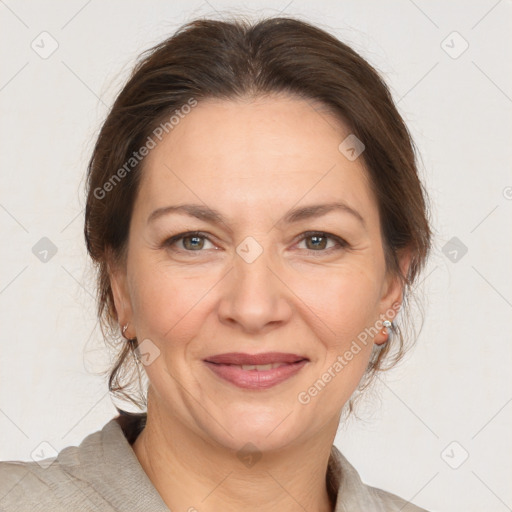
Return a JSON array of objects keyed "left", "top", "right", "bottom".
[
  {"left": 328, "top": 445, "right": 430, "bottom": 512},
  {"left": 0, "top": 458, "right": 89, "bottom": 511},
  {"left": 0, "top": 422, "right": 115, "bottom": 512},
  {"left": 364, "top": 484, "right": 429, "bottom": 511},
  {"left": 0, "top": 413, "right": 166, "bottom": 512}
]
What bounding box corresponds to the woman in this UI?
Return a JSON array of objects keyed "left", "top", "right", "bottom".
[{"left": 0, "top": 16, "right": 432, "bottom": 512}]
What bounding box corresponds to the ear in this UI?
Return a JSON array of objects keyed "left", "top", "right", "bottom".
[
  {"left": 374, "top": 248, "right": 412, "bottom": 345},
  {"left": 106, "top": 248, "right": 135, "bottom": 339}
]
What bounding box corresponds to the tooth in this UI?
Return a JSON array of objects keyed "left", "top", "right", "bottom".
[{"left": 240, "top": 364, "right": 275, "bottom": 371}]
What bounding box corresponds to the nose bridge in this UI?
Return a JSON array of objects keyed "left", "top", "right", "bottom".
[
  {"left": 218, "top": 233, "right": 290, "bottom": 331},
  {"left": 238, "top": 235, "right": 271, "bottom": 274},
  {"left": 233, "top": 233, "right": 278, "bottom": 297}
]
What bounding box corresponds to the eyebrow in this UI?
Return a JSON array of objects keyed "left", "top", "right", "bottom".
[{"left": 147, "top": 201, "right": 365, "bottom": 228}]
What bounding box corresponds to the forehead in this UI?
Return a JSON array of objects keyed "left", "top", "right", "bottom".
[{"left": 135, "top": 95, "right": 378, "bottom": 228}]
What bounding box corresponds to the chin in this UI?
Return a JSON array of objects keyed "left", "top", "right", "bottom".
[{"left": 203, "top": 405, "right": 304, "bottom": 453}]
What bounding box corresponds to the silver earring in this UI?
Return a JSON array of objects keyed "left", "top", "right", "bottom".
[
  {"left": 122, "top": 323, "right": 137, "bottom": 346},
  {"left": 381, "top": 319, "right": 392, "bottom": 344}
]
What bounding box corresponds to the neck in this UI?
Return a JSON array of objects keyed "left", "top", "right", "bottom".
[{"left": 131, "top": 395, "right": 337, "bottom": 512}]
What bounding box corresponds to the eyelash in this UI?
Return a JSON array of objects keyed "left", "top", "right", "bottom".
[{"left": 161, "top": 230, "right": 348, "bottom": 256}]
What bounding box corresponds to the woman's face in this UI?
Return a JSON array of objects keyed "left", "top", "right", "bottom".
[{"left": 110, "top": 95, "right": 406, "bottom": 452}]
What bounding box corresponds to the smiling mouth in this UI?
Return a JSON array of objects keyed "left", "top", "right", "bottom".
[{"left": 203, "top": 352, "right": 309, "bottom": 389}]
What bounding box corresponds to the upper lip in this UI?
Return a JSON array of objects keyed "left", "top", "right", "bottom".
[{"left": 204, "top": 352, "right": 308, "bottom": 365}]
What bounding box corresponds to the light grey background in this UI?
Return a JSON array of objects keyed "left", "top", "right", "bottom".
[{"left": 1, "top": 1, "right": 511, "bottom": 511}]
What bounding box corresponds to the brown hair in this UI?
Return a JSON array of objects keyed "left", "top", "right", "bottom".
[{"left": 84, "top": 16, "right": 432, "bottom": 415}]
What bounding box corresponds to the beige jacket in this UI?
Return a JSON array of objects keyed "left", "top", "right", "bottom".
[{"left": 0, "top": 414, "right": 428, "bottom": 511}]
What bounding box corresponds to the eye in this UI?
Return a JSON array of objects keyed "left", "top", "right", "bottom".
[
  {"left": 295, "top": 231, "right": 348, "bottom": 254},
  {"left": 161, "top": 230, "right": 348, "bottom": 255},
  {"left": 162, "top": 231, "right": 217, "bottom": 252}
]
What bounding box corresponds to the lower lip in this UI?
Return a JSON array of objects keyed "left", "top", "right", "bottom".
[{"left": 204, "top": 360, "right": 308, "bottom": 389}]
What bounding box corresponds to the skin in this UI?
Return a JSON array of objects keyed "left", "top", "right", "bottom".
[{"left": 108, "top": 94, "right": 410, "bottom": 512}]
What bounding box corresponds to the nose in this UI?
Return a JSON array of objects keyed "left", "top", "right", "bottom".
[{"left": 217, "top": 239, "right": 292, "bottom": 334}]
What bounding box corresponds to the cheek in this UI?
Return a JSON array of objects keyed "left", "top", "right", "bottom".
[
  {"left": 294, "top": 263, "right": 382, "bottom": 349},
  {"left": 127, "top": 256, "right": 207, "bottom": 345},
  {"left": 297, "top": 268, "right": 381, "bottom": 408}
]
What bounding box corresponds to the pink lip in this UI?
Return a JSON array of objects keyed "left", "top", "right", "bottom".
[{"left": 203, "top": 352, "right": 309, "bottom": 390}]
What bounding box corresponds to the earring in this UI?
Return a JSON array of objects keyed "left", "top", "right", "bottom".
[
  {"left": 382, "top": 319, "right": 392, "bottom": 342},
  {"left": 121, "top": 323, "right": 137, "bottom": 347}
]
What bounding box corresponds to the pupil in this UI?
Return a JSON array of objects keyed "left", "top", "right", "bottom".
[
  {"left": 309, "top": 235, "right": 325, "bottom": 250},
  {"left": 186, "top": 236, "right": 203, "bottom": 250}
]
